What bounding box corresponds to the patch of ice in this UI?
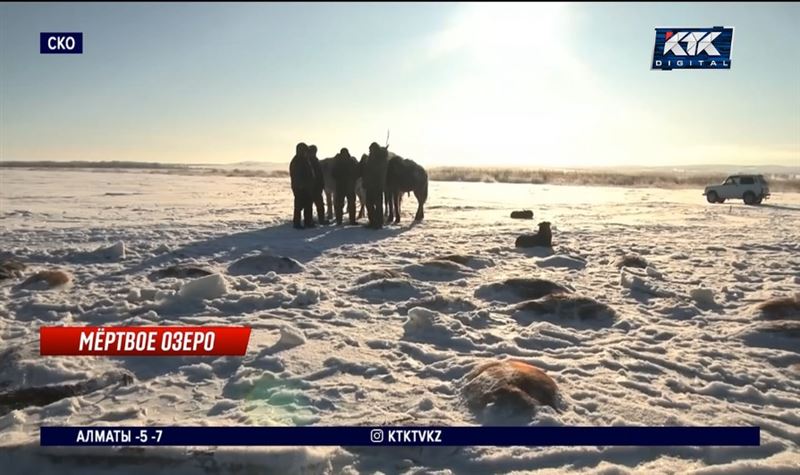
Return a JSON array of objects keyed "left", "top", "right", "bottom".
[
  {"left": 616, "top": 254, "right": 648, "bottom": 268},
  {"left": 126, "top": 288, "right": 141, "bottom": 302},
  {"left": 341, "top": 308, "right": 371, "bottom": 320},
  {"left": 276, "top": 325, "right": 306, "bottom": 349},
  {"left": 355, "top": 269, "right": 405, "bottom": 285},
  {"left": 397, "top": 295, "right": 478, "bottom": 315},
  {"left": 434, "top": 254, "right": 495, "bottom": 269},
  {"left": 214, "top": 291, "right": 290, "bottom": 312},
  {"left": 403, "top": 307, "right": 466, "bottom": 344},
  {"left": 228, "top": 253, "right": 304, "bottom": 275},
  {"left": 208, "top": 399, "right": 239, "bottom": 416},
  {"left": 180, "top": 363, "right": 215, "bottom": 381},
  {"left": 178, "top": 273, "right": 227, "bottom": 300},
  {"left": 349, "top": 278, "right": 433, "bottom": 303},
  {"left": 535, "top": 254, "right": 586, "bottom": 270},
  {"left": 403, "top": 260, "right": 474, "bottom": 282},
  {"left": 620, "top": 271, "right": 674, "bottom": 298},
  {"left": 289, "top": 288, "right": 321, "bottom": 307},
  {"left": 646, "top": 266, "right": 664, "bottom": 279},
  {"left": 140, "top": 288, "right": 161, "bottom": 301},
  {"left": 148, "top": 264, "right": 214, "bottom": 281},
  {"left": 92, "top": 241, "right": 126, "bottom": 260},
  {"left": 690, "top": 287, "right": 716, "bottom": 307}
]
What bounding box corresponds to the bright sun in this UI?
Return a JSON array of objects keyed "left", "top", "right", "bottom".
[
  {"left": 431, "top": 3, "right": 568, "bottom": 66},
  {"left": 420, "top": 4, "right": 600, "bottom": 168}
]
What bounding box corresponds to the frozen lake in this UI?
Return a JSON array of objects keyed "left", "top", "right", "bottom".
[{"left": 1, "top": 168, "right": 799, "bottom": 474}]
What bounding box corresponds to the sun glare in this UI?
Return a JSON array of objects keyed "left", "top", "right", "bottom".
[
  {"left": 432, "top": 3, "right": 567, "bottom": 65},
  {"left": 418, "top": 4, "right": 605, "bottom": 167}
]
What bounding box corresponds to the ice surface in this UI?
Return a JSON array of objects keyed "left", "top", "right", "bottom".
[
  {"left": 92, "top": 241, "right": 126, "bottom": 260},
  {"left": 535, "top": 254, "right": 586, "bottom": 270},
  {"left": 178, "top": 273, "right": 228, "bottom": 300},
  {"left": 690, "top": 287, "right": 716, "bottom": 308},
  {"left": 1, "top": 169, "right": 799, "bottom": 473}
]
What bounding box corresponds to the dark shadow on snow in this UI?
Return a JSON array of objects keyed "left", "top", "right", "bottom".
[
  {"left": 760, "top": 203, "right": 800, "bottom": 212},
  {"left": 116, "top": 220, "right": 410, "bottom": 278}
]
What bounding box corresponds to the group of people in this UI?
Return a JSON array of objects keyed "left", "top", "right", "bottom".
[
  {"left": 288, "top": 143, "right": 359, "bottom": 229},
  {"left": 289, "top": 141, "right": 429, "bottom": 230}
]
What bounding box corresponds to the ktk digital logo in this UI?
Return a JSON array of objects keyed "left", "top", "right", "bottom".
[{"left": 652, "top": 27, "right": 733, "bottom": 70}]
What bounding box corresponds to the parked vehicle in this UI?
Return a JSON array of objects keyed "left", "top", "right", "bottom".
[{"left": 703, "top": 174, "right": 770, "bottom": 205}]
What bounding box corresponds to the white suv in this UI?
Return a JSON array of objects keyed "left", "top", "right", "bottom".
[{"left": 703, "top": 174, "right": 770, "bottom": 205}]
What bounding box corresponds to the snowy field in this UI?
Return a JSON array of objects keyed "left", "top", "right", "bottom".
[{"left": 1, "top": 168, "right": 799, "bottom": 474}]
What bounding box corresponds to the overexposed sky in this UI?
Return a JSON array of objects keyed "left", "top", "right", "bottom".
[{"left": 1, "top": 2, "right": 798, "bottom": 167}]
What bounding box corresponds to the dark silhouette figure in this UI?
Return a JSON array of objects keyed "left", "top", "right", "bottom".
[
  {"left": 331, "top": 148, "right": 360, "bottom": 225},
  {"left": 510, "top": 210, "right": 534, "bottom": 219},
  {"left": 385, "top": 154, "right": 428, "bottom": 223},
  {"left": 357, "top": 154, "right": 368, "bottom": 219},
  {"left": 307, "top": 144, "right": 328, "bottom": 225},
  {"left": 362, "top": 142, "right": 390, "bottom": 229},
  {"left": 289, "top": 142, "right": 315, "bottom": 229},
  {"left": 515, "top": 221, "right": 552, "bottom": 248},
  {"left": 320, "top": 157, "right": 336, "bottom": 221}
]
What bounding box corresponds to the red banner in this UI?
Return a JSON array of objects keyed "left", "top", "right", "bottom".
[{"left": 40, "top": 326, "right": 251, "bottom": 356}]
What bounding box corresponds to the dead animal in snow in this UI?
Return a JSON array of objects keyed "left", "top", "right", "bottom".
[
  {"left": 19, "top": 269, "right": 71, "bottom": 289},
  {"left": 515, "top": 221, "right": 552, "bottom": 248},
  {"left": 510, "top": 210, "right": 534, "bottom": 219},
  {"left": 462, "top": 360, "right": 559, "bottom": 412},
  {"left": 757, "top": 295, "right": 800, "bottom": 320}
]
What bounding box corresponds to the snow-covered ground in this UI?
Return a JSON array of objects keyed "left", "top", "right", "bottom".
[{"left": 1, "top": 168, "right": 798, "bottom": 474}]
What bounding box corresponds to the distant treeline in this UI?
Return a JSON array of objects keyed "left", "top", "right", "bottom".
[
  {"left": 0, "top": 160, "right": 188, "bottom": 169},
  {"left": 3, "top": 161, "right": 798, "bottom": 192},
  {"left": 426, "top": 167, "right": 800, "bottom": 192}
]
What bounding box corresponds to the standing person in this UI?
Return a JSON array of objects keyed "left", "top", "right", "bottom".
[
  {"left": 331, "top": 148, "right": 360, "bottom": 225},
  {"left": 362, "top": 142, "right": 389, "bottom": 229},
  {"left": 289, "top": 142, "right": 315, "bottom": 229},
  {"left": 307, "top": 144, "right": 328, "bottom": 225}
]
